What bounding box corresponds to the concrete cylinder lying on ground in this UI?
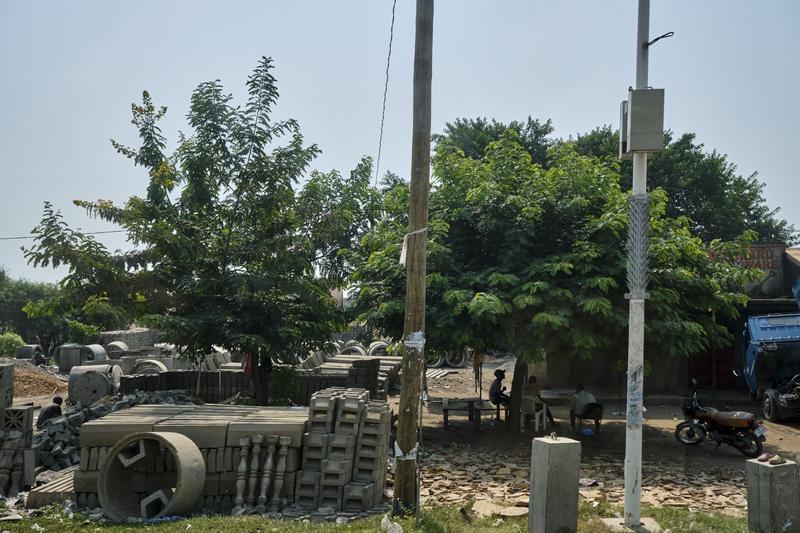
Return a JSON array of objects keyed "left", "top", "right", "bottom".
[
  {"left": 15, "top": 344, "right": 41, "bottom": 360},
  {"left": 68, "top": 364, "right": 122, "bottom": 407},
  {"left": 368, "top": 341, "right": 388, "bottom": 356},
  {"left": 746, "top": 457, "right": 800, "bottom": 533},
  {"left": 103, "top": 341, "right": 129, "bottom": 358},
  {"left": 81, "top": 344, "right": 108, "bottom": 362},
  {"left": 529, "top": 436, "right": 581, "bottom": 533},
  {"left": 99, "top": 431, "right": 206, "bottom": 522},
  {"left": 341, "top": 345, "right": 368, "bottom": 356},
  {"left": 132, "top": 359, "right": 168, "bottom": 375}
]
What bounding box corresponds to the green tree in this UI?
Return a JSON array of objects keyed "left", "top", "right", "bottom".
[
  {"left": 434, "top": 117, "right": 554, "bottom": 167},
  {"left": 0, "top": 332, "right": 24, "bottom": 358},
  {"left": 348, "top": 131, "right": 760, "bottom": 430},
  {"left": 439, "top": 118, "right": 794, "bottom": 244},
  {"left": 0, "top": 268, "right": 71, "bottom": 355},
  {"left": 574, "top": 126, "right": 795, "bottom": 243},
  {"left": 25, "top": 57, "right": 375, "bottom": 404}
]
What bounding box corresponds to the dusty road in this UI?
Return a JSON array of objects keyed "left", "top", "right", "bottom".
[{"left": 388, "top": 357, "right": 800, "bottom": 517}]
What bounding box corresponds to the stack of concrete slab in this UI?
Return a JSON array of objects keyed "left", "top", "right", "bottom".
[
  {"left": 295, "top": 387, "right": 390, "bottom": 513},
  {"left": 0, "top": 362, "right": 35, "bottom": 497},
  {"left": 298, "top": 347, "right": 401, "bottom": 401},
  {"left": 74, "top": 404, "right": 308, "bottom": 515},
  {"left": 25, "top": 465, "right": 78, "bottom": 508}
]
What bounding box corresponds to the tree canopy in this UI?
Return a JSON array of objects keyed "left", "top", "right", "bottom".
[
  {"left": 349, "top": 131, "right": 760, "bottom": 366},
  {"left": 436, "top": 118, "right": 795, "bottom": 244},
  {"left": 25, "top": 57, "right": 375, "bottom": 402}
]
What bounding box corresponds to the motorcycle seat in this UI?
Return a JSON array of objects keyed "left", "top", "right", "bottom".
[{"left": 701, "top": 407, "right": 755, "bottom": 428}]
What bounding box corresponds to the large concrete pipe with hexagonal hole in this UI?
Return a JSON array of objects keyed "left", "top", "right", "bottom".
[
  {"left": 68, "top": 364, "right": 122, "bottom": 407},
  {"left": 99, "top": 432, "right": 206, "bottom": 521}
]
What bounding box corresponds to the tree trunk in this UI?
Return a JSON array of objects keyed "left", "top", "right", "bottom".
[
  {"left": 252, "top": 355, "right": 272, "bottom": 406},
  {"left": 508, "top": 357, "right": 528, "bottom": 432}
]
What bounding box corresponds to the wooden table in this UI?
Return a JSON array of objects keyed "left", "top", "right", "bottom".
[{"left": 434, "top": 397, "right": 506, "bottom": 430}]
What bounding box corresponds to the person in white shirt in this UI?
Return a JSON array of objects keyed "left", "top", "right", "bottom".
[{"left": 569, "top": 384, "right": 603, "bottom": 433}]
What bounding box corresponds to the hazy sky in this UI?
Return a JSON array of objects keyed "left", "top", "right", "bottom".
[{"left": 1, "top": 1, "right": 798, "bottom": 283}]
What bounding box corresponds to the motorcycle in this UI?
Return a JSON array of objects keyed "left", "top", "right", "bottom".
[{"left": 674, "top": 380, "right": 767, "bottom": 457}]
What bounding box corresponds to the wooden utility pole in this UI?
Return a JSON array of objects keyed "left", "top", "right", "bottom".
[{"left": 394, "top": 0, "right": 433, "bottom": 515}]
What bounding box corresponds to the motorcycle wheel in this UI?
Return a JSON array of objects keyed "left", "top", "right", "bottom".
[
  {"left": 674, "top": 421, "right": 705, "bottom": 445},
  {"left": 733, "top": 432, "right": 763, "bottom": 458}
]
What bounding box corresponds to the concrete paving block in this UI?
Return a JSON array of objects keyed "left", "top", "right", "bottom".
[
  {"left": 529, "top": 436, "right": 581, "bottom": 533},
  {"left": 318, "top": 484, "right": 343, "bottom": 510},
  {"left": 215, "top": 447, "right": 225, "bottom": 473},
  {"left": 746, "top": 458, "right": 800, "bottom": 533},
  {"left": 342, "top": 482, "right": 375, "bottom": 513},
  {"left": 73, "top": 470, "right": 100, "bottom": 493}
]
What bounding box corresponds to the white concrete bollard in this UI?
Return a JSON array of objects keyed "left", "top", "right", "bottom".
[
  {"left": 746, "top": 458, "right": 800, "bottom": 533},
  {"left": 528, "top": 436, "right": 581, "bottom": 533}
]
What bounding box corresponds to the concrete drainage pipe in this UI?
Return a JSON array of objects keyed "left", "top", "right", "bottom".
[
  {"left": 68, "top": 364, "right": 123, "bottom": 407},
  {"left": 104, "top": 341, "right": 129, "bottom": 357},
  {"left": 81, "top": 344, "right": 108, "bottom": 362},
  {"left": 132, "top": 359, "right": 168, "bottom": 375},
  {"left": 99, "top": 432, "right": 206, "bottom": 522}
]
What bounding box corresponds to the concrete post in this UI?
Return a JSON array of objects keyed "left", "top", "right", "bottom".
[
  {"left": 746, "top": 458, "right": 800, "bottom": 533},
  {"left": 528, "top": 436, "right": 581, "bottom": 533}
]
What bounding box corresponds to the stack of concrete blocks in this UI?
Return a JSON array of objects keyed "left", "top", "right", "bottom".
[
  {"left": 119, "top": 369, "right": 247, "bottom": 403},
  {"left": 296, "top": 349, "right": 400, "bottom": 401},
  {"left": 0, "top": 363, "right": 35, "bottom": 497},
  {"left": 74, "top": 404, "right": 307, "bottom": 515},
  {"left": 293, "top": 359, "right": 380, "bottom": 406},
  {"left": 347, "top": 400, "right": 391, "bottom": 512},
  {"left": 295, "top": 387, "right": 390, "bottom": 513}
]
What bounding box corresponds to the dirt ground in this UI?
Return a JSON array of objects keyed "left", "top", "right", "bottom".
[{"left": 388, "top": 356, "right": 800, "bottom": 517}]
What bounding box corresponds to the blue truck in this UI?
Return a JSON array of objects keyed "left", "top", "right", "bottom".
[{"left": 743, "top": 278, "right": 800, "bottom": 421}]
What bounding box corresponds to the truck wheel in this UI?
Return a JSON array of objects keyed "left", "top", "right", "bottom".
[{"left": 762, "top": 390, "right": 782, "bottom": 422}]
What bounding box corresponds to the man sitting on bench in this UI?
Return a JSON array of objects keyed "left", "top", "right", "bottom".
[
  {"left": 570, "top": 384, "right": 603, "bottom": 434},
  {"left": 489, "top": 369, "right": 511, "bottom": 408}
]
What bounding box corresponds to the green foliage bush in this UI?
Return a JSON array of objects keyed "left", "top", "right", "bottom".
[{"left": 0, "top": 332, "right": 25, "bottom": 357}]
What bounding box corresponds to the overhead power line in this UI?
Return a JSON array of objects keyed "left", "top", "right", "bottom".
[
  {"left": 374, "top": 0, "right": 398, "bottom": 185},
  {"left": 0, "top": 229, "right": 126, "bottom": 241}
]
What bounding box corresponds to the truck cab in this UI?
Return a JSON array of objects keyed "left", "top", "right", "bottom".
[{"left": 743, "top": 313, "right": 800, "bottom": 421}]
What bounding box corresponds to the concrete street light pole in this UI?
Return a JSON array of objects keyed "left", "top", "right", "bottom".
[{"left": 624, "top": 0, "right": 650, "bottom": 527}]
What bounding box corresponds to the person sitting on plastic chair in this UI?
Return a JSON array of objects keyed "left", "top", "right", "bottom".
[
  {"left": 569, "top": 384, "right": 603, "bottom": 435},
  {"left": 522, "top": 375, "right": 555, "bottom": 431}
]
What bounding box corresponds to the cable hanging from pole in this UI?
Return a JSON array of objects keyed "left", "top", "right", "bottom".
[{"left": 374, "top": 0, "right": 398, "bottom": 186}]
